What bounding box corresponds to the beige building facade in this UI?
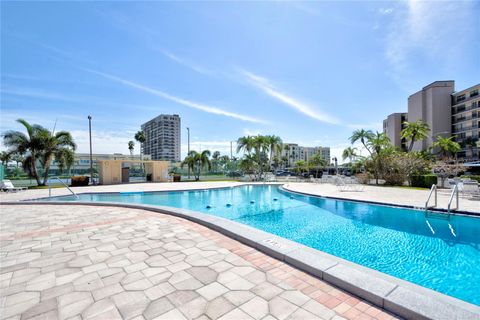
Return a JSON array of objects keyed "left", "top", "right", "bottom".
[
  {"left": 278, "top": 143, "right": 330, "bottom": 167},
  {"left": 383, "top": 81, "right": 479, "bottom": 160},
  {"left": 383, "top": 113, "right": 408, "bottom": 151}
]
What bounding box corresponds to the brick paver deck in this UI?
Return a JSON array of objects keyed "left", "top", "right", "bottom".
[{"left": 0, "top": 205, "right": 398, "bottom": 320}]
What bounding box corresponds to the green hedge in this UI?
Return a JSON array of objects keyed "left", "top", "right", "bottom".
[
  {"left": 461, "top": 175, "right": 480, "bottom": 183},
  {"left": 411, "top": 174, "right": 438, "bottom": 188}
]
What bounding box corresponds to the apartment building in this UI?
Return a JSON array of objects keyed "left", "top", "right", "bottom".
[
  {"left": 141, "top": 114, "right": 181, "bottom": 162},
  {"left": 279, "top": 143, "right": 330, "bottom": 167},
  {"left": 451, "top": 84, "right": 480, "bottom": 159},
  {"left": 383, "top": 81, "right": 479, "bottom": 160},
  {"left": 383, "top": 112, "right": 408, "bottom": 151}
]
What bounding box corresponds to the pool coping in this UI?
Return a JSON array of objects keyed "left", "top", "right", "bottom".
[{"left": 3, "top": 199, "right": 480, "bottom": 320}]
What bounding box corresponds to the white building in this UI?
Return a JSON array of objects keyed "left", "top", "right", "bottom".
[
  {"left": 141, "top": 114, "right": 181, "bottom": 162},
  {"left": 278, "top": 144, "right": 330, "bottom": 167}
]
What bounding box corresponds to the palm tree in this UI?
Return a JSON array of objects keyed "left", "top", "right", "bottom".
[
  {"left": 349, "top": 129, "right": 374, "bottom": 155},
  {"left": 401, "top": 120, "right": 430, "bottom": 152},
  {"left": 367, "top": 132, "right": 391, "bottom": 155},
  {"left": 181, "top": 150, "right": 211, "bottom": 181},
  {"left": 211, "top": 151, "right": 221, "bottom": 172},
  {"left": 134, "top": 130, "right": 146, "bottom": 156},
  {"left": 38, "top": 129, "right": 76, "bottom": 185},
  {"left": 308, "top": 153, "right": 327, "bottom": 178},
  {"left": 128, "top": 141, "right": 135, "bottom": 156},
  {"left": 433, "top": 136, "right": 461, "bottom": 159},
  {"left": 236, "top": 136, "right": 255, "bottom": 155},
  {"left": 342, "top": 147, "right": 358, "bottom": 163},
  {"left": 265, "top": 135, "right": 283, "bottom": 168},
  {"left": 3, "top": 119, "right": 48, "bottom": 185}
]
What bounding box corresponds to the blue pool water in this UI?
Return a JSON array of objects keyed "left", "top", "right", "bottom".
[{"left": 48, "top": 185, "right": 480, "bottom": 305}]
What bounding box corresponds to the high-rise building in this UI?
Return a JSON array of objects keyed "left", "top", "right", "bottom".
[
  {"left": 383, "top": 81, "right": 479, "bottom": 160},
  {"left": 141, "top": 114, "right": 181, "bottom": 162},
  {"left": 407, "top": 81, "right": 454, "bottom": 151},
  {"left": 383, "top": 112, "right": 408, "bottom": 151},
  {"left": 451, "top": 85, "right": 480, "bottom": 159}
]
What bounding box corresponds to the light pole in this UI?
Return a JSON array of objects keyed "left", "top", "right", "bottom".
[
  {"left": 88, "top": 115, "right": 94, "bottom": 185},
  {"left": 230, "top": 141, "right": 233, "bottom": 159},
  {"left": 332, "top": 157, "right": 338, "bottom": 175},
  {"left": 186, "top": 127, "right": 190, "bottom": 179}
]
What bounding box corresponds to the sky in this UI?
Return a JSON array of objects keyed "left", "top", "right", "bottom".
[{"left": 1, "top": 1, "right": 479, "bottom": 162}]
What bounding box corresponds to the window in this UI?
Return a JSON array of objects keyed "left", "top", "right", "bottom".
[
  {"left": 470, "top": 89, "right": 479, "bottom": 98},
  {"left": 456, "top": 94, "right": 466, "bottom": 103}
]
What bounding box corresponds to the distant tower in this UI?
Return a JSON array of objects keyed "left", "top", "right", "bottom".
[{"left": 141, "top": 114, "right": 181, "bottom": 162}]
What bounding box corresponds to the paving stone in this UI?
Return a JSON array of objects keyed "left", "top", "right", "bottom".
[
  {"left": 223, "top": 291, "right": 256, "bottom": 306},
  {"left": 196, "top": 282, "right": 228, "bottom": 301},
  {"left": 25, "top": 272, "right": 56, "bottom": 291},
  {"left": 218, "top": 308, "right": 254, "bottom": 320},
  {"left": 21, "top": 298, "right": 57, "bottom": 319},
  {"left": 223, "top": 278, "right": 255, "bottom": 290},
  {"left": 302, "top": 299, "right": 336, "bottom": 320},
  {"left": 268, "top": 296, "right": 298, "bottom": 320},
  {"left": 0, "top": 295, "right": 40, "bottom": 318},
  {"left": 145, "top": 282, "right": 175, "bottom": 300},
  {"left": 58, "top": 293, "right": 93, "bottom": 320},
  {"left": 92, "top": 283, "right": 123, "bottom": 301},
  {"left": 4, "top": 292, "right": 40, "bottom": 307},
  {"left": 205, "top": 296, "right": 235, "bottom": 319},
  {"left": 123, "top": 278, "right": 153, "bottom": 291},
  {"left": 82, "top": 298, "right": 116, "bottom": 319},
  {"left": 178, "top": 296, "right": 208, "bottom": 319},
  {"left": 172, "top": 277, "right": 203, "bottom": 290},
  {"left": 143, "top": 298, "right": 174, "bottom": 320},
  {"left": 286, "top": 307, "right": 319, "bottom": 320},
  {"left": 112, "top": 291, "right": 150, "bottom": 319},
  {"left": 279, "top": 291, "right": 310, "bottom": 307},
  {"left": 166, "top": 290, "right": 200, "bottom": 307},
  {"left": 40, "top": 283, "right": 74, "bottom": 301},
  {"left": 252, "top": 282, "right": 284, "bottom": 301},
  {"left": 240, "top": 296, "right": 269, "bottom": 320},
  {"left": 185, "top": 267, "right": 218, "bottom": 285}
]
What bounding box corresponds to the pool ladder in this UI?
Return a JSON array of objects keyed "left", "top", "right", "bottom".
[
  {"left": 425, "top": 184, "right": 437, "bottom": 210},
  {"left": 48, "top": 176, "right": 79, "bottom": 199},
  {"left": 425, "top": 184, "right": 459, "bottom": 213}
]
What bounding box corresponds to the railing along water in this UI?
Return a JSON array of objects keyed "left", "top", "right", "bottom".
[
  {"left": 425, "top": 184, "right": 437, "bottom": 211},
  {"left": 48, "top": 176, "right": 79, "bottom": 199}
]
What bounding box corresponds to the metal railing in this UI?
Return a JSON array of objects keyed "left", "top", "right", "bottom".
[
  {"left": 447, "top": 184, "right": 459, "bottom": 213},
  {"left": 425, "top": 184, "right": 437, "bottom": 210},
  {"left": 48, "top": 176, "right": 79, "bottom": 199}
]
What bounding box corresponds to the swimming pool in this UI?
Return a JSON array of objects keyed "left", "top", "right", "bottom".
[{"left": 47, "top": 184, "right": 480, "bottom": 306}]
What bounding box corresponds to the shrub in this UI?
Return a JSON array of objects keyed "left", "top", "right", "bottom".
[
  {"left": 411, "top": 174, "right": 437, "bottom": 188},
  {"left": 383, "top": 173, "right": 405, "bottom": 186},
  {"left": 355, "top": 172, "right": 372, "bottom": 184},
  {"left": 462, "top": 175, "right": 480, "bottom": 183},
  {"left": 70, "top": 176, "right": 90, "bottom": 187}
]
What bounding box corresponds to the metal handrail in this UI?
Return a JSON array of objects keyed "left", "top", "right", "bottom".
[
  {"left": 48, "top": 176, "right": 79, "bottom": 199},
  {"left": 425, "top": 184, "right": 437, "bottom": 210},
  {"left": 447, "top": 184, "right": 459, "bottom": 213}
]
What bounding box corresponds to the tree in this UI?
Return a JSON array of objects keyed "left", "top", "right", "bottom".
[
  {"left": 294, "top": 160, "right": 307, "bottom": 176},
  {"left": 433, "top": 136, "right": 461, "bottom": 159},
  {"left": 349, "top": 129, "right": 374, "bottom": 155},
  {"left": 181, "top": 150, "right": 211, "bottom": 181},
  {"left": 433, "top": 160, "right": 465, "bottom": 187},
  {"left": 3, "top": 120, "right": 76, "bottom": 185},
  {"left": 265, "top": 135, "right": 282, "bottom": 169},
  {"left": 11, "top": 153, "right": 24, "bottom": 168},
  {"left": 308, "top": 153, "right": 327, "bottom": 178},
  {"left": 236, "top": 136, "right": 256, "bottom": 155},
  {"left": 128, "top": 141, "right": 135, "bottom": 156},
  {"left": 401, "top": 120, "right": 430, "bottom": 152},
  {"left": 134, "top": 130, "right": 146, "bottom": 156},
  {"left": 0, "top": 151, "right": 12, "bottom": 165},
  {"left": 38, "top": 129, "right": 76, "bottom": 185},
  {"left": 464, "top": 137, "right": 478, "bottom": 159},
  {"left": 342, "top": 147, "right": 358, "bottom": 163},
  {"left": 211, "top": 151, "right": 221, "bottom": 173}
]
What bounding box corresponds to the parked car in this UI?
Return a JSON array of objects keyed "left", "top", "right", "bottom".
[{"left": 275, "top": 171, "right": 293, "bottom": 176}]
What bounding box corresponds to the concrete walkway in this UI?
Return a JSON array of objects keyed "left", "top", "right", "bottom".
[
  {"left": 0, "top": 205, "right": 397, "bottom": 320},
  {"left": 284, "top": 183, "right": 480, "bottom": 213}
]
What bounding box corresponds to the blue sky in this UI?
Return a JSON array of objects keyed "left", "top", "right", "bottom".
[{"left": 1, "top": 1, "right": 479, "bottom": 162}]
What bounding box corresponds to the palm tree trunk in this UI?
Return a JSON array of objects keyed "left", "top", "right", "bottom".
[
  {"left": 408, "top": 139, "right": 415, "bottom": 152},
  {"left": 30, "top": 153, "right": 42, "bottom": 186},
  {"left": 42, "top": 158, "right": 52, "bottom": 186}
]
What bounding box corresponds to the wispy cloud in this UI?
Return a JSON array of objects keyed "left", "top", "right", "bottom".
[
  {"left": 378, "top": 8, "right": 394, "bottom": 15},
  {"left": 1, "top": 87, "right": 78, "bottom": 102},
  {"left": 83, "top": 68, "right": 267, "bottom": 124},
  {"left": 238, "top": 68, "right": 339, "bottom": 125},
  {"left": 160, "top": 50, "right": 214, "bottom": 76},
  {"left": 384, "top": 1, "right": 476, "bottom": 88}
]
